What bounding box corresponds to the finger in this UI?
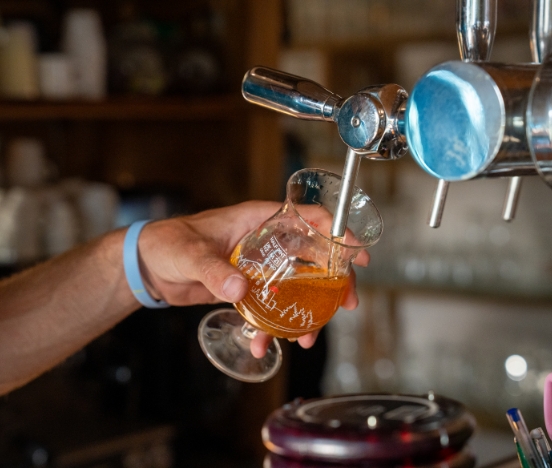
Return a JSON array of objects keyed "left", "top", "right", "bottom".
[
  {"left": 297, "top": 330, "right": 319, "bottom": 349},
  {"left": 167, "top": 234, "right": 249, "bottom": 303},
  {"left": 250, "top": 331, "right": 274, "bottom": 358},
  {"left": 341, "top": 269, "right": 359, "bottom": 310},
  {"left": 353, "top": 250, "right": 370, "bottom": 267},
  {"left": 198, "top": 255, "right": 249, "bottom": 303}
]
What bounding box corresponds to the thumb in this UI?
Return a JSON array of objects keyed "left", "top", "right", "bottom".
[
  {"left": 221, "top": 273, "right": 248, "bottom": 303},
  {"left": 195, "top": 254, "right": 248, "bottom": 303}
]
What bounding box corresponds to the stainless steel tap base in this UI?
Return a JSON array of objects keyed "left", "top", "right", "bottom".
[
  {"left": 407, "top": 61, "right": 543, "bottom": 181},
  {"left": 528, "top": 53, "right": 552, "bottom": 188},
  {"left": 406, "top": 61, "right": 505, "bottom": 181}
]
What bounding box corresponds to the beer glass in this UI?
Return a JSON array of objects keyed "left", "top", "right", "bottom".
[{"left": 198, "top": 168, "right": 383, "bottom": 382}]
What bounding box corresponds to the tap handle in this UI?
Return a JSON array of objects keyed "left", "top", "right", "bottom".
[
  {"left": 243, "top": 67, "right": 408, "bottom": 158},
  {"left": 456, "top": 0, "right": 497, "bottom": 61},
  {"left": 242, "top": 67, "right": 341, "bottom": 121}
]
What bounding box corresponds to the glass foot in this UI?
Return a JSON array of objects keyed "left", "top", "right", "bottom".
[{"left": 198, "top": 308, "right": 282, "bottom": 383}]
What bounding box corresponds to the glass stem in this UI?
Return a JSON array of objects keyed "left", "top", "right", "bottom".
[{"left": 241, "top": 322, "right": 258, "bottom": 340}]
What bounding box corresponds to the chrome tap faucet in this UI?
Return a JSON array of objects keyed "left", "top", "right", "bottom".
[
  {"left": 242, "top": 67, "right": 408, "bottom": 159},
  {"left": 242, "top": 67, "right": 407, "bottom": 238}
]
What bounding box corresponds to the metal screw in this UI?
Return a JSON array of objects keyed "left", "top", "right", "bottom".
[{"left": 351, "top": 116, "right": 361, "bottom": 127}]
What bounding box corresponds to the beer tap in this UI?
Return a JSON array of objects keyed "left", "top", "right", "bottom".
[
  {"left": 427, "top": 0, "right": 496, "bottom": 228},
  {"left": 242, "top": 67, "right": 408, "bottom": 238},
  {"left": 503, "top": 0, "right": 552, "bottom": 221}
]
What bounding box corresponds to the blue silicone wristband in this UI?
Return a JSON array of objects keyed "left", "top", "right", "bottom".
[{"left": 123, "top": 220, "right": 170, "bottom": 309}]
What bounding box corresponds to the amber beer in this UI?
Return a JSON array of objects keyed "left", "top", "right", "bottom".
[{"left": 231, "top": 249, "right": 349, "bottom": 339}]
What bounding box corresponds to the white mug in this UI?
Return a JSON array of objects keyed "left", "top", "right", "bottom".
[
  {"left": 6, "top": 138, "right": 49, "bottom": 188},
  {"left": 38, "top": 53, "right": 77, "bottom": 100},
  {"left": 61, "top": 9, "right": 107, "bottom": 100}
]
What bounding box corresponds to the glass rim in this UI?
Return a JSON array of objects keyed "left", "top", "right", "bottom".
[{"left": 285, "top": 167, "right": 382, "bottom": 249}]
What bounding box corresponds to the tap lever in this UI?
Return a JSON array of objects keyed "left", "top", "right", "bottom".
[
  {"left": 242, "top": 67, "right": 341, "bottom": 122},
  {"left": 456, "top": 0, "right": 497, "bottom": 62},
  {"left": 242, "top": 67, "right": 408, "bottom": 159}
]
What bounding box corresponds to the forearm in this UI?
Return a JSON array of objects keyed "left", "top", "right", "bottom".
[{"left": 0, "top": 228, "right": 138, "bottom": 395}]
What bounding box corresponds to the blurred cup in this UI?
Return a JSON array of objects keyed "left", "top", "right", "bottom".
[
  {"left": 6, "top": 138, "right": 49, "bottom": 188},
  {"left": 62, "top": 179, "right": 119, "bottom": 241},
  {"left": 43, "top": 189, "right": 80, "bottom": 257},
  {"left": 38, "top": 53, "right": 77, "bottom": 100},
  {"left": 77, "top": 182, "right": 119, "bottom": 241},
  {"left": 61, "top": 8, "right": 107, "bottom": 100},
  {"left": 0, "top": 187, "right": 43, "bottom": 264},
  {"left": 0, "top": 22, "right": 40, "bottom": 100}
]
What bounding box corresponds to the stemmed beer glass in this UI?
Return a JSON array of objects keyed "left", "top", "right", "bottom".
[{"left": 198, "top": 168, "right": 383, "bottom": 382}]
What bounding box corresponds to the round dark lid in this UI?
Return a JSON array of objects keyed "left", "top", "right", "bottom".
[{"left": 262, "top": 393, "right": 476, "bottom": 464}]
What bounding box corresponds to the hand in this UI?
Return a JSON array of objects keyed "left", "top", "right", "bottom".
[
  {"left": 137, "top": 200, "right": 369, "bottom": 356},
  {"left": 138, "top": 200, "right": 281, "bottom": 306}
]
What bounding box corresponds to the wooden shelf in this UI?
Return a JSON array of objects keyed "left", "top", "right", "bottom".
[
  {"left": 357, "top": 271, "right": 552, "bottom": 305},
  {"left": 286, "top": 24, "right": 528, "bottom": 54},
  {"left": 0, "top": 94, "right": 248, "bottom": 121}
]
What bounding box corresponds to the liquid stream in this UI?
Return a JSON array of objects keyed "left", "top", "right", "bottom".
[{"left": 328, "top": 235, "right": 344, "bottom": 277}]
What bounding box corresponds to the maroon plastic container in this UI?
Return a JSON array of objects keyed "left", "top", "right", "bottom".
[
  {"left": 264, "top": 449, "right": 476, "bottom": 468},
  {"left": 262, "top": 393, "right": 476, "bottom": 466}
]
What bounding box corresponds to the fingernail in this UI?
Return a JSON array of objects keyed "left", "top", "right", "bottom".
[{"left": 222, "top": 275, "right": 247, "bottom": 302}]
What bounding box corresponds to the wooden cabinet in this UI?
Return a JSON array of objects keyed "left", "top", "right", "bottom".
[
  {"left": 0, "top": 0, "right": 285, "bottom": 209},
  {"left": 0, "top": 0, "right": 288, "bottom": 465}
]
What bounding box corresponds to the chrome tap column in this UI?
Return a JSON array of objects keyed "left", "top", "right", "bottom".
[
  {"left": 427, "top": 0, "right": 496, "bottom": 228},
  {"left": 242, "top": 67, "right": 407, "bottom": 238},
  {"left": 406, "top": 62, "right": 539, "bottom": 180}
]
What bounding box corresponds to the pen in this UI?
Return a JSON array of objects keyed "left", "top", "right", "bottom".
[
  {"left": 531, "top": 428, "right": 552, "bottom": 468},
  {"left": 507, "top": 408, "right": 545, "bottom": 468},
  {"left": 517, "top": 437, "right": 532, "bottom": 468}
]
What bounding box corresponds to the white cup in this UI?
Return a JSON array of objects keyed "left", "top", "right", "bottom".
[
  {"left": 38, "top": 53, "right": 77, "bottom": 100},
  {"left": 61, "top": 178, "right": 119, "bottom": 241},
  {"left": 44, "top": 196, "right": 80, "bottom": 257},
  {"left": 61, "top": 9, "right": 107, "bottom": 100},
  {"left": 0, "top": 187, "right": 43, "bottom": 263},
  {"left": 6, "top": 138, "right": 49, "bottom": 188}
]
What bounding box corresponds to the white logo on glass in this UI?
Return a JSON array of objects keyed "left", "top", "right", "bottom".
[{"left": 236, "top": 235, "right": 315, "bottom": 329}]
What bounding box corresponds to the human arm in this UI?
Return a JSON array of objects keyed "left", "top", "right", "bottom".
[
  {"left": 0, "top": 200, "right": 367, "bottom": 396},
  {"left": 0, "top": 200, "right": 277, "bottom": 395}
]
